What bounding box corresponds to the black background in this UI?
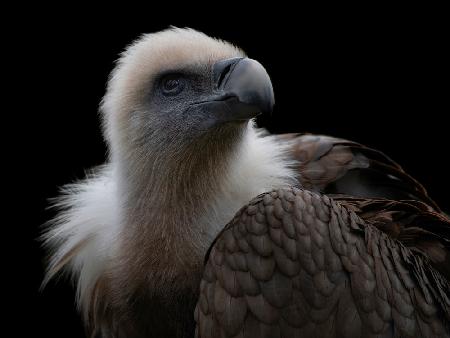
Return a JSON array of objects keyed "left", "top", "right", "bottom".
[{"left": 8, "top": 10, "right": 447, "bottom": 338}]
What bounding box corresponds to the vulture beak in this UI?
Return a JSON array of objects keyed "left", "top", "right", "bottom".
[{"left": 190, "top": 57, "right": 275, "bottom": 127}]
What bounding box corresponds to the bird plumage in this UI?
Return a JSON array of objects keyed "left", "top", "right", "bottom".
[
  {"left": 42, "top": 28, "right": 450, "bottom": 337},
  {"left": 196, "top": 187, "right": 450, "bottom": 337}
]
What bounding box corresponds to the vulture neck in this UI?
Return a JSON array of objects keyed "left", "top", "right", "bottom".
[{"left": 113, "top": 122, "right": 295, "bottom": 293}]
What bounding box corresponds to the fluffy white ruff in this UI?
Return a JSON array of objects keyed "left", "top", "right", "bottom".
[
  {"left": 201, "top": 123, "right": 298, "bottom": 241},
  {"left": 42, "top": 166, "right": 120, "bottom": 311},
  {"left": 42, "top": 122, "right": 297, "bottom": 314}
]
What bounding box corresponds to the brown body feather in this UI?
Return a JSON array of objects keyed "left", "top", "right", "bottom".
[{"left": 195, "top": 134, "right": 450, "bottom": 337}]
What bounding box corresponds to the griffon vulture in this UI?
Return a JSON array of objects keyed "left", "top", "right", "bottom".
[{"left": 42, "top": 28, "right": 450, "bottom": 338}]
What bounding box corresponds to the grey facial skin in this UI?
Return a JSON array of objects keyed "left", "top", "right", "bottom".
[{"left": 149, "top": 57, "right": 273, "bottom": 132}]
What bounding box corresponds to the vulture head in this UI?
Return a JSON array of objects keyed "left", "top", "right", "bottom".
[
  {"left": 102, "top": 28, "right": 274, "bottom": 157},
  {"left": 44, "top": 28, "right": 295, "bottom": 336}
]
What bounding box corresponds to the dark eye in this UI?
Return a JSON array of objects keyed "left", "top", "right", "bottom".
[{"left": 161, "top": 74, "right": 185, "bottom": 96}]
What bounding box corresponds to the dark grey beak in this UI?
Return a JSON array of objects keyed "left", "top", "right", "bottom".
[
  {"left": 189, "top": 57, "right": 275, "bottom": 126},
  {"left": 213, "top": 57, "right": 275, "bottom": 116}
]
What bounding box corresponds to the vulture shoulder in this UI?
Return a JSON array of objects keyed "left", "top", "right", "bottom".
[
  {"left": 195, "top": 135, "right": 450, "bottom": 337},
  {"left": 286, "top": 133, "right": 449, "bottom": 279},
  {"left": 195, "top": 188, "right": 450, "bottom": 337}
]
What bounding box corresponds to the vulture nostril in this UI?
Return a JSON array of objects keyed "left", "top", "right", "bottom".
[
  {"left": 217, "top": 63, "right": 233, "bottom": 89},
  {"left": 213, "top": 57, "right": 244, "bottom": 90}
]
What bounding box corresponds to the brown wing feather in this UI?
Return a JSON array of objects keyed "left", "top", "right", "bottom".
[
  {"left": 281, "top": 133, "right": 440, "bottom": 211},
  {"left": 333, "top": 197, "right": 450, "bottom": 284},
  {"left": 195, "top": 188, "right": 450, "bottom": 337}
]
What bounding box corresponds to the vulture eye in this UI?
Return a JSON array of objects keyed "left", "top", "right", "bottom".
[{"left": 161, "top": 74, "right": 185, "bottom": 96}]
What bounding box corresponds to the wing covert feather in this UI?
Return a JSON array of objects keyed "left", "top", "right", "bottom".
[{"left": 195, "top": 187, "right": 450, "bottom": 338}]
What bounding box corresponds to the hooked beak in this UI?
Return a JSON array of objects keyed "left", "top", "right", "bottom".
[{"left": 189, "top": 57, "right": 275, "bottom": 126}]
